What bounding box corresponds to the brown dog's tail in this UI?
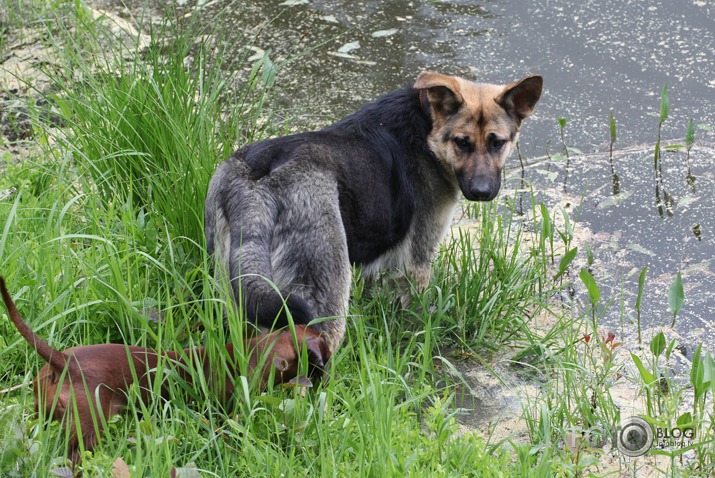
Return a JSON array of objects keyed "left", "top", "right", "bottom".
[{"left": 0, "top": 277, "right": 68, "bottom": 371}]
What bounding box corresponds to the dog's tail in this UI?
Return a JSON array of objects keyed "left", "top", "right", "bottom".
[
  {"left": 0, "top": 277, "right": 69, "bottom": 372},
  {"left": 205, "top": 164, "right": 314, "bottom": 329},
  {"left": 241, "top": 273, "right": 314, "bottom": 329}
]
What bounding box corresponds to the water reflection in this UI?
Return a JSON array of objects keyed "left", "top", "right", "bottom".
[
  {"left": 608, "top": 153, "right": 620, "bottom": 196},
  {"left": 687, "top": 159, "right": 697, "bottom": 194},
  {"left": 653, "top": 145, "right": 674, "bottom": 218}
]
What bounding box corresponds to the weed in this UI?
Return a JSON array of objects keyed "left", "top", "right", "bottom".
[{"left": 558, "top": 116, "right": 569, "bottom": 159}]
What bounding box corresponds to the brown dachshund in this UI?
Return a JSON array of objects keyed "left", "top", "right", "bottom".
[{"left": 0, "top": 277, "right": 330, "bottom": 467}]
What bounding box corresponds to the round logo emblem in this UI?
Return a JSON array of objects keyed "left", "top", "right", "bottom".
[{"left": 615, "top": 417, "right": 654, "bottom": 457}]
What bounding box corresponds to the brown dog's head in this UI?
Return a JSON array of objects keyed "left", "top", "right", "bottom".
[
  {"left": 250, "top": 325, "right": 332, "bottom": 387},
  {"left": 415, "top": 72, "right": 543, "bottom": 201}
]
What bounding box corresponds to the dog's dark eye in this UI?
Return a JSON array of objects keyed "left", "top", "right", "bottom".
[
  {"left": 488, "top": 135, "right": 507, "bottom": 152},
  {"left": 453, "top": 136, "right": 472, "bottom": 152}
]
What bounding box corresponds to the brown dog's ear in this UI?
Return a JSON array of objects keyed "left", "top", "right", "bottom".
[
  {"left": 305, "top": 334, "right": 331, "bottom": 380},
  {"left": 496, "top": 75, "right": 543, "bottom": 122},
  {"left": 414, "top": 71, "right": 464, "bottom": 117}
]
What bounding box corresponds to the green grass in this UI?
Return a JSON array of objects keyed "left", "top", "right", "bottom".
[
  {"left": 0, "top": 4, "right": 553, "bottom": 476},
  {"left": 3, "top": 2, "right": 715, "bottom": 477}
]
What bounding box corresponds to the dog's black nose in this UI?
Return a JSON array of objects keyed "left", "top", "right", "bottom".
[{"left": 469, "top": 177, "right": 499, "bottom": 201}]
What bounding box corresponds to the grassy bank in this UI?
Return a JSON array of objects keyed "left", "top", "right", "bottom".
[{"left": 1, "top": 2, "right": 714, "bottom": 477}]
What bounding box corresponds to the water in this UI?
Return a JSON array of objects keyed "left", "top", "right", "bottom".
[{"left": 183, "top": 0, "right": 715, "bottom": 348}]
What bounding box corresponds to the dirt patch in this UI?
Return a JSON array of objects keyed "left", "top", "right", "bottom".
[{"left": 0, "top": 6, "right": 151, "bottom": 167}]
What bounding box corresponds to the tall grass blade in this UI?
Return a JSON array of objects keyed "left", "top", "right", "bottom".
[
  {"left": 635, "top": 265, "right": 648, "bottom": 346},
  {"left": 668, "top": 271, "right": 684, "bottom": 326},
  {"left": 659, "top": 84, "right": 669, "bottom": 124}
]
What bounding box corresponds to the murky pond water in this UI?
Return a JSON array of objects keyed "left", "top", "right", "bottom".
[
  {"left": 518, "top": 143, "right": 715, "bottom": 350},
  {"left": 177, "top": 0, "right": 715, "bottom": 348},
  {"left": 183, "top": 0, "right": 715, "bottom": 150}
]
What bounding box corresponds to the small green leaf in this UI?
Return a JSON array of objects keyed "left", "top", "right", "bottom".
[
  {"left": 690, "top": 344, "right": 703, "bottom": 391},
  {"left": 686, "top": 119, "right": 695, "bottom": 151},
  {"left": 609, "top": 112, "right": 617, "bottom": 145},
  {"left": 555, "top": 247, "right": 578, "bottom": 280},
  {"left": 659, "top": 84, "right": 669, "bottom": 124},
  {"left": 691, "top": 351, "right": 714, "bottom": 400},
  {"left": 632, "top": 353, "right": 656, "bottom": 385},
  {"left": 635, "top": 265, "right": 648, "bottom": 313},
  {"left": 585, "top": 243, "right": 594, "bottom": 267},
  {"left": 665, "top": 338, "right": 678, "bottom": 360},
  {"left": 255, "top": 394, "right": 284, "bottom": 406},
  {"left": 676, "top": 412, "right": 693, "bottom": 428},
  {"left": 558, "top": 117, "right": 567, "bottom": 129},
  {"left": 139, "top": 420, "right": 153, "bottom": 435},
  {"left": 540, "top": 203, "right": 552, "bottom": 238},
  {"left": 579, "top": 268, "right": 600, "bottom": 305},
  {"left": 640, "top": 415, "right": 667, "bottom": 429},
  {"left": 650, "top": 332, "right": 666, "bottom": 357},
  {"left": 668, "top": 271, "right": 684, "bottom": 318}
]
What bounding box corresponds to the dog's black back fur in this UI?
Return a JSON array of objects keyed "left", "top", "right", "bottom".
[
  {"left": 326, "top": 87, "right": 436, "bottom": 264},
  {"left": 238, "top": 87, "right": 440, "bottom": 265}
]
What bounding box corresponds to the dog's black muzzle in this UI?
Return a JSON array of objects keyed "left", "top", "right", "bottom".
[{"left": 459, "top": 174, "right": 502, "bottom": 202}]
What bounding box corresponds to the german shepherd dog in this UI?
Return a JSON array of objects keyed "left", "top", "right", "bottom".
[{"left": 205, "top": 72, "right": 542, "bottom": 353}]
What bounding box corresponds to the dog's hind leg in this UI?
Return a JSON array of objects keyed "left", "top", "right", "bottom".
[
  {"left": 269, "top": 170, "right": 350, "bottom": 353},
  {"left": 207, "top": 159, "right": 317, "bottom": 329}
]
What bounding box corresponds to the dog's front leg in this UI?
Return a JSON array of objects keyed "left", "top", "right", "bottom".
[
  {"left": 396, "top": 207, "right": 454, "bottom": 309},
  {"left": 396, "top": 263, "right": 432, "bottom": 310}
]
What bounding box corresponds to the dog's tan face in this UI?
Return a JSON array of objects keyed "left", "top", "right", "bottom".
[{"left": 415, "top": 72, "right": 543, "bottom": 201}]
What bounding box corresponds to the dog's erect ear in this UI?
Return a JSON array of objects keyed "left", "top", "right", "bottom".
[
  {"left": 414, "top": 71, "right": 464, "bottom": 117},
  {"left": 496, "top": 75, "right": 543, "bottom": 122}
]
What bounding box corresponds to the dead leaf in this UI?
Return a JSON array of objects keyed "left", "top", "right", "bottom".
[
  {"left": 49, "top": 467, "right": 73, "bottom": 478},
  {"left": 372, "top": 29, "right": 398, "bottom": 38},
  {"left": 337, "top": 41, "right": 360, "bottom": 53},
  {"left": 112, "top": 457, "right": 131, "bottom": 478},
  {"left": 284, "top": 375, "right": 313, "bottom": 388}
]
